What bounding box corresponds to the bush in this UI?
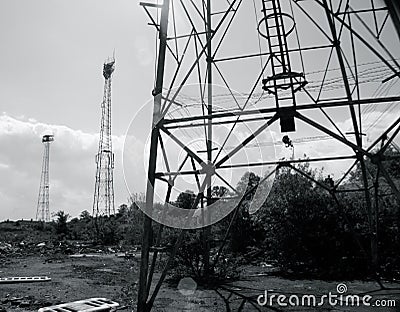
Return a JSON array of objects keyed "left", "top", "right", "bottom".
[
  {"left": 169, "top": 230, "right": 239, "bottom": 286},
  {"left": 255, "top": 167, "right": 374, "bottom": 279}
]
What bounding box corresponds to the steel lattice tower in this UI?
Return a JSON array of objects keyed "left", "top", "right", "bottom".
[
  {"left": 135, "top": 1, "right": 400, "bottom": 310},
  {"left": 93, "top": 58, "right": 116, "bottom": 217},
  {"left": 36, "top": 134, "right": 54, "bottom": 222}
]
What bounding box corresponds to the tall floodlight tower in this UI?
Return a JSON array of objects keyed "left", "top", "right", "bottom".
[
  {"left": 93, "top": 58, "right": 115, "bottom": 217},
  {"left": 36, "top": 134, "right": 54, "bottom": 222}
]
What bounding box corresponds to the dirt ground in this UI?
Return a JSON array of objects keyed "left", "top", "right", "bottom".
[
  {"left": 0, "top": 253, "right": 136, "bottom": 311},
  {"left": 1, "top": 253, "right": 400, "bottom": 311}
]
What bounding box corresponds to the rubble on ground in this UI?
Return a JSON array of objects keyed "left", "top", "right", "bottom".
[
  {"left": 0, "top": 294, "right": 53, "bottom": 311},
  {"left": 0, "top": 239, "right": 134, "bottom": 260}
]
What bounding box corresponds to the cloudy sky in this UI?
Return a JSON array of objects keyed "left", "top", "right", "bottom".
[{"left": 0, "top": 1, "right": 399, "bottom": 221}]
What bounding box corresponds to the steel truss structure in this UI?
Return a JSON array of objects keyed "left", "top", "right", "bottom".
[
  {"left": 93, "top": 58, "right": 116, "bottom": 217},
  {"left": 36, "top": 134, "right": 54, "bottom": 222},
  {"left": 137, "top": 0, "right": 400, "bottom": 310}
]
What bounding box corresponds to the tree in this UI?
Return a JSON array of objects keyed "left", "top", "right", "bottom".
[
  {"left": 211, "top": 186, "right": 228, "bottom": 199},
  {"left": 176, "top": 190, "right": 196, "bottom": 209},
  {"left": 349, "top": 145, "right": 400, "bottom": 182},
  {"left": 98, "top": 217, "right": 121, "bottom": 245},
  {"left": 79, "top": 210, "right": 91, "bottom": 221},
  {"left": 54, "top": 210, "right": 69, "bottom": 235},
  {"left": 346, "top": 146, "right": 400, "bottom": 276},
  {"left": 227, "top": 172, "right": 262, "bottom": 253},
  {"left": 116, "top": 204, "right": 129, "bottom": 222}
]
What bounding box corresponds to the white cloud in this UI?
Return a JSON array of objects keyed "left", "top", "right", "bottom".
[{"left": 0, "top": 162, "right": 9, "bottom": 169}]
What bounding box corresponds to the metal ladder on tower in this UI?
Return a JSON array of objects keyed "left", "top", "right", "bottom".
[{"left": 258, "top": 0, "right": 307, "bottom": 110}]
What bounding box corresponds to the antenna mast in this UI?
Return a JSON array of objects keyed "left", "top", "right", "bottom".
[{"left": 93, "top": 57, "right": 116, "bottom": 217}]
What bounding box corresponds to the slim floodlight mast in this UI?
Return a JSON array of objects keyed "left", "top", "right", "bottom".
[
  {"left": 137, "top": 0, "right": 400, "bottom": 310},
  {"left": 93, "top": 58, "right": 116, "bottom": 218},
  {"left": 36, "top": 135, "right": 54, "bottom": 222}
]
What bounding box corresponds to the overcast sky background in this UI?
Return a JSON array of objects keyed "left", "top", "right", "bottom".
[{"left": 0, "top": 1, "right": 399, "bottom": 221}]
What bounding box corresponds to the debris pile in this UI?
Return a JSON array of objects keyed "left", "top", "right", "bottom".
[
  {"left": 0, "top": 242, "right": 20, "bottom": 258},
  {"left": 0, "top": 294, "right": 52, "bottom": 311}
]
